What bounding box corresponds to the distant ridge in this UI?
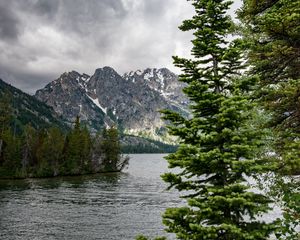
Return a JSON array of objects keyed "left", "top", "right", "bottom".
[{"left": 0, "top": 78, "right": 69, "bottom": 132}]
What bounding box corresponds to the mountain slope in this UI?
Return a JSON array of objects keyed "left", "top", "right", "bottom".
[
  {"left": 35, "top": 71, "right": 111, "bottom": 131},
  {"left": 0, "top": 78, "right": 68, "bottom": 131},
  {"left": 35, "top": 67, "right": 189, "bottom": 139}
]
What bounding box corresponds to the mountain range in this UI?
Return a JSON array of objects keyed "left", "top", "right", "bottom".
[{"left": 35, "top": 66, "right": 189, "bottom": 141}]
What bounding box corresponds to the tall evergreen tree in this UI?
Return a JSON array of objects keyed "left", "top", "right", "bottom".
[
  {"left": 238, "top": 0, "right": 300, "bottom": 174},
  {"left": 0, "top": 129, "right": 22, "bottom": 177},
  {"left": 100, "top": 126, "right": 124, "bottom": 171},
  {"left": 158, "top": 0, "right": 278, "bottom": 239},
  {"left": 63, "top": 116, "right": 84, "bottom": 174},
  {"left": 36, "top": 127, "right": 65, "bottom": 176},
  {"left": 22, "top": 124, "right": 38, "bottom": 171},
  {"left": 238, "top": 1, "right": 300, "bottom": 238},
  {"left": 79, "top": 126, "right": 93, "bottom": 172}
]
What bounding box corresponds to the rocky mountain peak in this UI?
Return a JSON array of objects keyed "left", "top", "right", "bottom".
[
  {"left": 35, "top": 66, "right": 189, "bottom": 140},
  {"left": 94, "top": 66, "right": 119, "bottom": 79},
  {"left": 123, "top": 68, "right": 176, "bottom": 87},
  {"left": 123, "top": 68, "right": 188, "bottom": 108}
]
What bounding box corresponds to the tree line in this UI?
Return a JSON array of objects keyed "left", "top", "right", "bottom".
[
  {"left": 121, "top": 136, "right": 178, "bottom": 153},
  {"left": 0, "top": 100, "right": 128, "bottom": 178}
]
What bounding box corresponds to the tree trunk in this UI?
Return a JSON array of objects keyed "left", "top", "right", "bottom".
[{"left": 213, "top": 55, "right": 221, "bottom": 93}]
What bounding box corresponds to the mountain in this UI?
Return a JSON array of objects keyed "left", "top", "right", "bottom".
[
  {"left": 0, "top": 79, "right": 68, "bottom": 131},
  {"left": 35, "top": 67, "right": 189, "bottom": 140},
  {"left": 34, "top": 71, "right": 110, "bottom": 131}
]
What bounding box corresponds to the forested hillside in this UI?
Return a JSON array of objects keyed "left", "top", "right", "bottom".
[{"left": 0, "top": 79, "right": 68, "bottom": 132}]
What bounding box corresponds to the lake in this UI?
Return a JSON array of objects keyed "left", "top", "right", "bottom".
[
  {"left": 0, "top": 154, "right": 179, "bottom": 240},
  {"left": 0, "top": 154, "right": 284, "bottom": 240}
]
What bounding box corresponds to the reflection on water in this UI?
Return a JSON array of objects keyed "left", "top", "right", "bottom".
[{"left": 0, "top": 154, "right": 179, "bottom": 240}]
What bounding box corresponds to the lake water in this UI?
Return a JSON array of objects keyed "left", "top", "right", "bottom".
[
  {"left": 0, "top": 154, "right": 180, "bottom": 240},
  {"left": 0, "top": 154, "right": 284, "bottom": 240}
]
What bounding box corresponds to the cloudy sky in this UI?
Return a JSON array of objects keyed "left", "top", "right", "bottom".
[{"left": 0, "top": 0, "right": 242, "bottom": 94}]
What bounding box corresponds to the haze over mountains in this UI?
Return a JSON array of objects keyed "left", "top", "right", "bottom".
[{"left": 35, "top": 66, "right": 189, "bottom": 140}]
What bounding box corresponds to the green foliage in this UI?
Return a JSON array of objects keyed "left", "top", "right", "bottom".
[
  {"left": 121, "top": 135, "right": 177, "bottom": 154},
  {"left": 63, "top": 117, "right": 91, "bottom": 175},
  {"left": 277, "top": 178, "right": 300, "bottom": 240},
  {"left": 98, "top": 126, "right": 128, "bottom": 172},
  {"left": 239, "top": 0, "right": 300, "bottom": 238},
  {"left": 149, "top": 0, "right": 280, "bottom": 239},
  {"left": 0, "top": 91, "right": 13, "bottom": 134},
  {"left": 238, "top": 0, "right": 300, "bottom": 173},
  {"left": 22, "top": 124, "right": 39, "bottom": 170},
  {"left": 36, "top": 127, "right": 65, "bottom": 176},
  {"left": 0, "top": 129, "right": 22, "bottom": 177},
  {"left": 0, "top": 116, "right": 126, "bottom": 178}
]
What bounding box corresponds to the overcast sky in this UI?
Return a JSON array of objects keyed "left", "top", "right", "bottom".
[{"left": 0, "top": 0, "right": 242, "bottom": 94}]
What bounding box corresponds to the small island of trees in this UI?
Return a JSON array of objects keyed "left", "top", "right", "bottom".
[{"left": 0, "top": 98, "right": 128, "bottom": 178}]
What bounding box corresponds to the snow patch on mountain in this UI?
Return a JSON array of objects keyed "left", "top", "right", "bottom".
[
  {"left": 81, "top": 74, "right": 90, "bottom": 82},
  {"left": 144, "top": 69, "right": 154, "bottom": 81},
  {"left": 87, "top": 95, "right": 107, "bottom": 114},
  {"left": 157, "top": 71, "right": 165, "bottom": 89},
  {"left": 35, "top": 66, "right": 189, "bottom": 142}
]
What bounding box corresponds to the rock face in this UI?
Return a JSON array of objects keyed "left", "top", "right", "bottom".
[
  {"left": 35, "top": 66, "right": 189, "bottom": 139},
  {"left": 36, "top": 71, "right": 107, "bottom": 130}
]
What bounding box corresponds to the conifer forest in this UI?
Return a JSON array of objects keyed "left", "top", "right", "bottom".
[{"left": 0, "top": 110, "right": 128, "bottom": 178}]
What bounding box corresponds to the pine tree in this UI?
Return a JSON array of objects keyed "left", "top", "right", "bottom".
[
  {"left": 238, "top": 1, "right": 300, "bottom": 238},
  {"left": 80, "top": 126, "right": 92, "bottom": 172},
  {"left": 101, "top": 126, "right": 123, "bottom": 171},
  {"left": 0, "top": 129, "right": 22, "bottom": 177},
  {"left": 22, "top": 124, "right": 38, "bottom": 172},
  {"left": 63, "top": 116, "right": 84, "bottom": 175},
  {"left": 36, "top": 127, "right": 65, "bottom": 176},
  {"left": 238, "top": 0, "right": 300, "bottom": 175},
  {"left": 159, "top": 0, "right": 278, "bottom": 239}
]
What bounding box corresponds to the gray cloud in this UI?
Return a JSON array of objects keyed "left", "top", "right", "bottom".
[
  {"left": 0, "top": 0, "right": 241, "bottom": 94},
  {"left": 34, "top": 0, "right": 60, "bottom": 17},
  {"left": 0, "top": 65, "right": 54, "bottom": 94},
  {"left": 0, "top": 2, "right": 20, "bottom": 40}
]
